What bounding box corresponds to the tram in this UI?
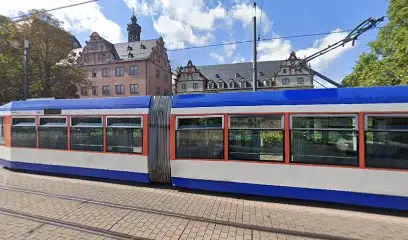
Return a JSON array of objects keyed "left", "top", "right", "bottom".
[{"left": 0, "top": 86, "right": 407, "bottom": 210}]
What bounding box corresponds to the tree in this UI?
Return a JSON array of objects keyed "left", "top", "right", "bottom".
[
  {"left": 18, "top": 10, "right": 87, "bottom": 98},
  {"left": 0, "top": 11, "right": 87, "bottom": 104},
  {"left": 0, "top": 15, "right": 24, "bottom": 104},
  {"left": 343, "top": 0, "right": 408, "bottom": 87}
]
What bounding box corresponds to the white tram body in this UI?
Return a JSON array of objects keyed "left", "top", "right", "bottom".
[
  {"left": 0, "top": 97, "right": 151, "bottom": 183},
  {"left": 0, "top": 86, "right": 407, "bottom": 210}
]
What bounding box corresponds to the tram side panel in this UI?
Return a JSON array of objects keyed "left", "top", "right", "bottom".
[
  {"left": 169, "top": 103, "right": 408, "bottom": 210},
  {"left": 0, "top": 105, "right": 151, "bottom": 183}
]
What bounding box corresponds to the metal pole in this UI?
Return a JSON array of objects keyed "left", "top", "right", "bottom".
[
  {"left": 252, "top": 2, "right": 257, "bottom": 92},
  {"left": 23, "top": 39, "right": 29, "bottom": 100}
]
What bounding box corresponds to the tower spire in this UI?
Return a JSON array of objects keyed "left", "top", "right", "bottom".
[{"left": 127, "top": 8, "right": 141, "bottom": 42}]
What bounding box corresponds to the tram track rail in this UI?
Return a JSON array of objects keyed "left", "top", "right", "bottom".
[
  {"left": 0, "top": 206, "right": 148, "bottom": 240},
  {"left": 0, "top": 184, "right": 355, "bottom": 240}
]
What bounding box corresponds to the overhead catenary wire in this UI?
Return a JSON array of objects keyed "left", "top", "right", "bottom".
[
  {"left": 167, "top": 27, "right": 382, "bottom": 52},
  {"left": 10, "top": 0, "right": 100, "bottom": 22}
]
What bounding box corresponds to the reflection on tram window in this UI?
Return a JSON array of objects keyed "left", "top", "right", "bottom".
[
  {"left": 229, "top": 115, "right": 284, "bottom": 161},
  {"left": 366, "top": 116, "right": 408, "bottom": 169},
  {"left": 70, "top": 117, "right": 103, "bottom": 152},
  {"left": 291, "top": 116, "right": 358, "bottom": 166},
  {"left": 0, "top": 117, "right": 4, "bottom": 145},
  {"left": 38, "top": 118, "right": 67, "bottom": 150},
  {"left": 176, "top": 116, "right": 224, "bottom": 159},
  {"left": 11, "top": 118, "right": 36, "bottom": 148},
  {"left": 106, "top": 117, "right": 143, "bottom": 154}
]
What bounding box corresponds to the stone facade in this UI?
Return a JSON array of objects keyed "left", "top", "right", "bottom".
[
  {"left": 174, "top": 52, "right": 314, "bottom": 94},
  {"left": 77, "top": 15, "right": 172, "bottom": 98}
]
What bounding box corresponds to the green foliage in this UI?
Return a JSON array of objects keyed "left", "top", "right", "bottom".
[
  {"left": 0, "top": 11, "right": 87, "bottom": 104},
  {"left": 343, "top": 0, "right": 408, "bottom": 87}
]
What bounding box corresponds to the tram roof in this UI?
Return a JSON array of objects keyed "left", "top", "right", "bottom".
[
  {"left": 0, "top": 96, "right": 151, "bottom": 111},
  {"left": 172, "top": 86, "right": 408, "bottom": 108}
]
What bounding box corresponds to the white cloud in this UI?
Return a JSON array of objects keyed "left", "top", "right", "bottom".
[
  {"left": 296, "top": 28, "right": 353, "bottom": 71},
  {"left": 0, "top": 0, "right": 123, "bottom": 43},
  {"left": 210, "top": 52, "right": 225, "bottom": 63},
  {"left": 224, "top": 42, "right": 236, "bottom": 58},
  {"left": 229, "top": 3, "right": 271, "bottom": 34},
  {"left": 258, "top": 29, "right": 354, "bottom": 72},
  {"left": 258, "top": 38, "right": 292, "bottom": 61},
  {"left": 232, "top": 56, "right": 245, "bottom": 63}
]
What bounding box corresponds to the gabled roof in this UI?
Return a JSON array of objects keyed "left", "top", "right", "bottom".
[
  {"left": 114, "top": 39, "right": 159, "bottom": 62},
  {"left": 197, "top": 60, "right": 285, "bottom": 86}
]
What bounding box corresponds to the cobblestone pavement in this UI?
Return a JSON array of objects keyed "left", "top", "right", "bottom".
[{"left": 0, "top": 168, "right": 407, "bottom": 240}]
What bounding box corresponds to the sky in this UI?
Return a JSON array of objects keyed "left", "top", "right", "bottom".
[{"left": 0, "top": 0, "right": 389, "bottom": 86}]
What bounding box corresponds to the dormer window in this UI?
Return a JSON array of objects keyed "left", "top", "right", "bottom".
[
  {"left": 239, "top": 81, "right": 246, "bottom": 88},
  {"left": 282, "top": 68, "right": 287, "bottom": 74},
  {"left": 218, "top": 81, "right": 224, "bottom": 89},
  {"left": 208, "top": 82, "right": 214, "bottom": 89},
  {"left": 228, "top": 81, "right": 234, "bottom": 88},
  {"left": 235, "top": 73, "right": 240, "bottom": 78},
  {"left": 257, "top": 81, "right": 262, "bottom": 87},
  {"left": 264, "top": 80, "right": 271, "bottom": 87}
]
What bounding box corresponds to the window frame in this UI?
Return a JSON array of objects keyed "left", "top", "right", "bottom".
[
  {"left": 102, "top": 85, "right": 110, "bottom": 96},
  {"left": 102, "top": 68, "right": 110, "bottom": 77},
  {"left": 11, "top": 117, "right": 37, "bottom": 148},
  {"left": 70, "top": 116, "right": 103, "bottom": 128},
  {"left": 193, "top": 83, "right": 198, "bottom": 89},
  {"left": 91, "top": 86, "right": 98, "bottom": 96},
  {"left": 115, "top": 85, "right": 125, "bottom": 95},
  {"left": 282, "top": 78, "right": 290, "bottom": 85},
  {"left": 364, "top": 114, "right": 408, "bottom": 132},
  {"left": 290, "top": 114, "right": 359, "bottom": 131},
  {"left": 181, "top": 83, "right": 187, "bottom": 90},
  {"left": 176, "top": 115, "right": 225, "bottom": 130},
  {"left": 129, "top": 84, "right": 139, "bottom": 95},
  {"left": 0, "top": 117, "right": 5, "bottom": 145},
  {"left": 38, "top": 116, "right": 68, "bottom": 150},
  {"left": 129, "top": 65, "right": 139, "bottom": 76},
  {"left": 115, "top": 67, "right": 124, "bottom": 77},
  {"left": 105, "top": 116, "right": 143, "bottom": 128}
]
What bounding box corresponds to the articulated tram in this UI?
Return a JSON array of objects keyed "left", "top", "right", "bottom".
[{"left": 0, "top": 86, "right": 407, "bottom": 210}]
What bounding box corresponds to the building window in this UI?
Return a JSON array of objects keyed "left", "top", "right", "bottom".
[
  {"left": 11, "top": 118, "right": 36, "bottom": 148},
  {"left": 102, "top": 85, "right": 110, "bottom": 96},
  {"left": 291, "top": 115, "right": 358, "bottom": 166},
  {"left": 193, "top": 83, "right": 198, "bottom": 89},
  {"left": 91, "top": 86, "right": 98, "bottom": 96},
  {"left": 282, "top": 78, "right": 290, "bottom": 85},
  {"left": 297, "top": 77, "right": 304, "bottom": 84},
  {"left": 218, "top": 82, "right": 224, "bottom": 89},
  {"left": 156, "top": 87, "right": 160, "bottom": 95},
  {"left": 70, "top": 117, "right": 103, "bottom": 152},
  {"left": 156, "top": 69, "right": 160, "bottom": 79},
  {"left": 80, "top": 87, "right": 88, "bottom": 96},
  {"left": 229, "top": 115, "right": 284, "bottom": 161},
  {"left": 115, "top": 67, "right": 124, "bottom": 77},
  {"left": 129, "top": 65, "right": 139, "bottom": 75},
  {"left": 101, "top": 54, "right": 106, "bottom": 62},
  {"left": 0, "top": 117, "right": 4, "bottom": 145},
  {"left": 91, "top": 44, "right": 97, "bottom": 50},
  {"left": 130, "top": 84, "right": 139, "bottom": 95},
  {"left": 115, "top": 85, "right": 125, "bottom": 95},
  {"left": 240, "top": 81, "right": 246, "bottom": 88},
  {"left": 176, "top": 116, "right": 224, "bottom": 159},
  {"left": 208, "top": 82, "right": 214, "bottom": 89},
  {"left": 102, "top": 68, "right": 110, "bottom": 77},
  {"left": 228, "top": 81, "right": 234, "bottom": 88},
  {"left": 38, "top": 117, "right": 67, "bottom": 150},
  {"left": 193, "top": 73, "right": 199, "bottom": 79},
  {"left": 282, "top": 68, "right": 287, "bottom": 74},
  {"left": 365, "top": 116, "right": 408, "bottom": 169},
  {"left": 107, "top": 117, "right": 143, "bottom": 154},
  {"left": 256, "top": 81, "right": 262, "bottom": 87},
  {"left": 181, "top": 83, "right": 186, "bottom": 90},
  {"left": 264, "top": 80, "right": 271, "bottom": 87}
]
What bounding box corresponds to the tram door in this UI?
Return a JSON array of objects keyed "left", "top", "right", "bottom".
[{"left": 148, "top": 96, "right": 172, "bottom": 183}]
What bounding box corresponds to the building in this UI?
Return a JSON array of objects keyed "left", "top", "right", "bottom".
[
  {"left": 77, "top": 14, "right": 172, "bottom": 98},
  {"left": 174, "top": 51, "right": 315, "bottom": 94}
]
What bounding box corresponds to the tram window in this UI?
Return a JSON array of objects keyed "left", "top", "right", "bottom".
[
  {"left": 0, "top": 117, "right": 4, "bottom": 145},
  {"left": 291, "top": 115, "right": 358, "bottom": 166},
  {"left": 70, "top": 117, "right": 103, "bottom": 152},
  {"left": 11, "top": 117, "right": 37, "bottom": 148},
  {"left": 38, "top": 117, "right": 67, "bottom": 150},
  {"left": 176, "top": 116, "right": 224, "bottom": 159},
  {"left": 229, "top": 115, "right": 284, "bottom": 161},
  {"left": 106, "top": 117, "right": 143, "bottom": 154},
  {"left": 365, "top": 116, "right": 408, "bottom": 169}
]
